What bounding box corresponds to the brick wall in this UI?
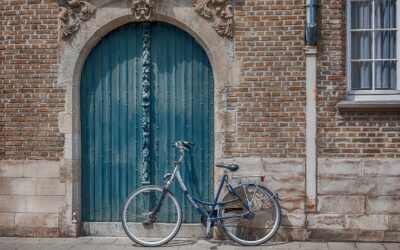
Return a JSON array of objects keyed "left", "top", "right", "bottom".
[
  {"left": 317, "top": 0, "right": 400, "bottom": 158},
  {"left": 312, "top": 1, "right": 400, "bottom": 241},
  {"left": 0, "top": 0, "right": 66, "bottom": 237},
  {"left": 0, "top": 0, "right": 399, "bottom": 241},
  {"left": 0, "top": 0, "right": 64, "bottom": 161},
  {"left": 225, "top": 0, "right": 306, "bottom": 158}
]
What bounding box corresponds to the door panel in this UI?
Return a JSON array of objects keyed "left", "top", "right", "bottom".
[
  {"left": 151, "top": 23, "right": 214, "bottom": 223},
  {"left": 81, "top": 22, "right": 213, "bottom": 223}
]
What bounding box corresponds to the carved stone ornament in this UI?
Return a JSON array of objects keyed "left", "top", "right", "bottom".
[
  {"left": 57, "top": 0, "right": 96, "bottom": 39},
  {"left": 129, "top": 0, "right": 155, "bottom": 21},
  {"left": 140, "top": 22, "right": 152, "bottom": 185},
  {"left": 193, "top": 0, "right": 234, "bottom": 38}
]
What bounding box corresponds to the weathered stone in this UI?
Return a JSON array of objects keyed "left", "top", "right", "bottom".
[
  {"left": 278, "top": 194, "right": 305, "bottom": 214},
  {"left": 15, "top": 226, "right": 60, "bottom": 237},
  {"left": 26, "top": 196, "right": 64, "bottom": 213},
  {"left": 309, "top": 229, "right": 359, "bottom": 241},
  {"left": 358, "top": 230, "right": 385, "bottom": 242},
  {"left": 0, "top": 196, "right": 27, "bottom": 213},
  {"left": 262, "top": 175, "right": 305, "bottom": 196},
  {"left": 0, "top": 225, "right": 17, "bottom": 237},
  {"left": 229, "top": 157, "right": 264, "bottom": 175},
  {"left": 367, "top": 196, "right": 400, "bottom": 215},
  {"left": 374, "top": 177, "right": 400, "bottom": 196},
  {"left": 0, "top": 213, "right": 15, "bottom": 226},
  {"left": 318, "top": 177, "right": 376, "bottom": 195},
  {"left": 318, "top": 158, "right": 363, "bottom": 177},
  {"left": 22, "top": 161, "right": 60, "bottom": 178},
  {"left": 0, "top": 162, "right": 24, "bottom": 177},
  {"left": 0, "top": 178, "right": 36, "bottom": 196},
  {"left": 307, "top": 214, "right": 346, "bottom": 230},
  {"left": 388, "top": 215, "right": 400, "bottom": 231},
  {"left": 58, "top": 112, "right": 73, "bottom": 134},
  {"left": 273, "top": 227, "right": 308, "bottom": 241},
  {"left": 224, "top": 111, "right": 236, "bottom": 133},
  {"left": 64, "top": 133, "right": 81, "bottom": 161},
  {"left": 317, "top": 195, "right": 365, "bottom": 214},
  {"left": 35, "top": 179, "right": 66, "bottom": 196},
  {"left": 364, "top": 160, "right": 400, "bottom": 177},
  {"left": 346, "top": 215, "right": 389, "bottom": 230},
  {"left": 261, "top": 158, "right": 305, "bottom": 174},
  {"left": 0, "top": 161, "right": 60, "bottom": 178},
  {"left": 281, "top": 213, "right": 306, "bottom": 228},
  {"left": 384, "top": 231, "right": 400, "bottom": 242},
  {"left": 15, "top": 213, "right": 58, "bottom": 228}
]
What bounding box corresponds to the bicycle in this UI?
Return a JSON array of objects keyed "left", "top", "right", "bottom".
[{"left": 121, "top": 140, "right": 281, "bottom": 246}]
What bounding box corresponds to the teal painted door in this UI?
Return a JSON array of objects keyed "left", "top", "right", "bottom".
[{"left": 81, "top": 22, "right": 214, "bottom": 223}]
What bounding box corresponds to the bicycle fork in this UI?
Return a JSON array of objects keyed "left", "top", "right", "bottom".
[{"left": 143, "top": 188, "right": 169, "bottom": 226}]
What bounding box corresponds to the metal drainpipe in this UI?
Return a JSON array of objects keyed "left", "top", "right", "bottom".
[
  {"left": 305, "top": 0, "right": 318, "bottom": 45},
  {"left": 304, "top": 0, "right": 318, "bottom": 214}
]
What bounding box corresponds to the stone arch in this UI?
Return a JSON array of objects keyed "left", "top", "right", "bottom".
[{"left": 57, "top": 0, "right": 236, "bottom": 235}]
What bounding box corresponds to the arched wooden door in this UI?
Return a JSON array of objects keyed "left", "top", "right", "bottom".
[{"left": 80, "top": 22, "right": 214, "bottom": 223}]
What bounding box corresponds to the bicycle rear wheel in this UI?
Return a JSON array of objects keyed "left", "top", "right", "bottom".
[
  {"left": 219, "top": 184, "right": 281, "bottom": 246},
  {"left": 121, "top": 185, "right": 182, "bottom": 247}
]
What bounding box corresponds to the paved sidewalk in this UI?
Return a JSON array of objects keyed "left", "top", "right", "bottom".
[{"left": 0, "top": 237, "right": 399, "bottom": 250}]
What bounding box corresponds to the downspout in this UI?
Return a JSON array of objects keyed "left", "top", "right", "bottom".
[
  {"left": 304, "top": 0, "right": 318, "bottom": 213},
  {"left": 305, "top": 0, "right": 318, "bottom": 46}
]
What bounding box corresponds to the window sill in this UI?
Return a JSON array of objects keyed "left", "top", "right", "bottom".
[{"left": 337, "top": 100, "right": 400, "bottom": 111}]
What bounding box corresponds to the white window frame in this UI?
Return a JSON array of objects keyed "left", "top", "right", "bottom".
[{"left": 346, "top": 0, "right": 400, "bottom": 101}]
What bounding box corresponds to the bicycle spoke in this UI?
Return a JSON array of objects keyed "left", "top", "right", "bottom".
[
  {"left": 220, "top": 184, "right": 281, "bottom": 245},
  {"left": 242, "top": 185, "right": 250, "bottom": 206},
  {"left": 250, "top": 185, "right": 260, "bottom": 204},
  {"left": 122, "top": 186, "right": 182, "bottom": 247}
]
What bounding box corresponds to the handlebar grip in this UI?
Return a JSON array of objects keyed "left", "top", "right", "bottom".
[{"left": 172, "top": 140, "right": 194, "bottom": 151}]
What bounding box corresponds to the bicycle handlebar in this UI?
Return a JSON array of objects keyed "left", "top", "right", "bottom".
[{"left": 173, "top": 140, "right": 194, "bottom": 151}]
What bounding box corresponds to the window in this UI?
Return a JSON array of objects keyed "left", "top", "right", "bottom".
[{"left": 347, "top": 0, "right": 400, "bottom": 94}]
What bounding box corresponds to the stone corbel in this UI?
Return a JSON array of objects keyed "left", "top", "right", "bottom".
[
  {"left": 193, "top": 0, "right": 234, "bottom": 39},
  {"left": 57, "top": 0, "right": 96, "bottom": 40},
  {"left": 128, "top": 0, "right": 155, "bottom": 21}
]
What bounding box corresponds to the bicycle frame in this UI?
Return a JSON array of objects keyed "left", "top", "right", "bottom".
[
  {"left": 158, "top": 149, "right": 253, "bottom": 224},
  {"left": 175, "top": 170, "right": 253, "bottom": 222}
]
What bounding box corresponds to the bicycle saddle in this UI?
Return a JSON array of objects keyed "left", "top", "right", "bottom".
[
  {"left": 216, "top": 163, "right": 239, "bottom": 172},
  {"left": 174, "top": 140, "right": 194, "bottom": 151}
]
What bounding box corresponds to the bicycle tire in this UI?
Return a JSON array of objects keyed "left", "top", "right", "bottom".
[
  {"left": 218, "top": 184, "right": 281, "bottom": 246},
  {"left": 121, "top": 185, "right": 182, "bottom": 247}
]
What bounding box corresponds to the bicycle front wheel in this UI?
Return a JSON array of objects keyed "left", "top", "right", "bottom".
[
  {"left": 121, "top": 185, "right": 182, "bottom": 247},
  {"left": 219, "top": 184, "right": 281, "bottom": 246}
]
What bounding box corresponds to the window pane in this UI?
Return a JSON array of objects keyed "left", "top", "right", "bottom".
[
  {"left": 375, "top": 61, "right": 397, "bottom": 89},
  {"left": 375, "top": 31, "right": 396, "bottom": 59},
  {"left": 352, "top": 31, "right": 372, "bottom": 59},
  {"left": 351, "top": 0, "right": 372, "bottom": 29},
  {"left": 351, "top": 62, "right": 373, "bottom": 89},
  {"left": 375, "top": 0, "right": 396, "bottom": 28}
]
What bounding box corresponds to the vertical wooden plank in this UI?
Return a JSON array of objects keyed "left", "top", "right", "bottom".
[
  {"left": 118, "top": 26, "right": 128, "bottom": 222},
  {"left": 94, "top": 39, "right": 104, "bottom": 221},
  {"left": 88, "top": 53, "right": 96, "bottom": 222}
]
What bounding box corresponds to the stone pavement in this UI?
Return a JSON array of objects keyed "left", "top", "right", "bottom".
[{"left": 0, "top": 238, "right": 399, "bottom": 250}]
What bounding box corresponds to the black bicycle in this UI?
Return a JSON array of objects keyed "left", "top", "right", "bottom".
[{"left": 121, "top": 140, "right": 281, "bottom": 246}]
